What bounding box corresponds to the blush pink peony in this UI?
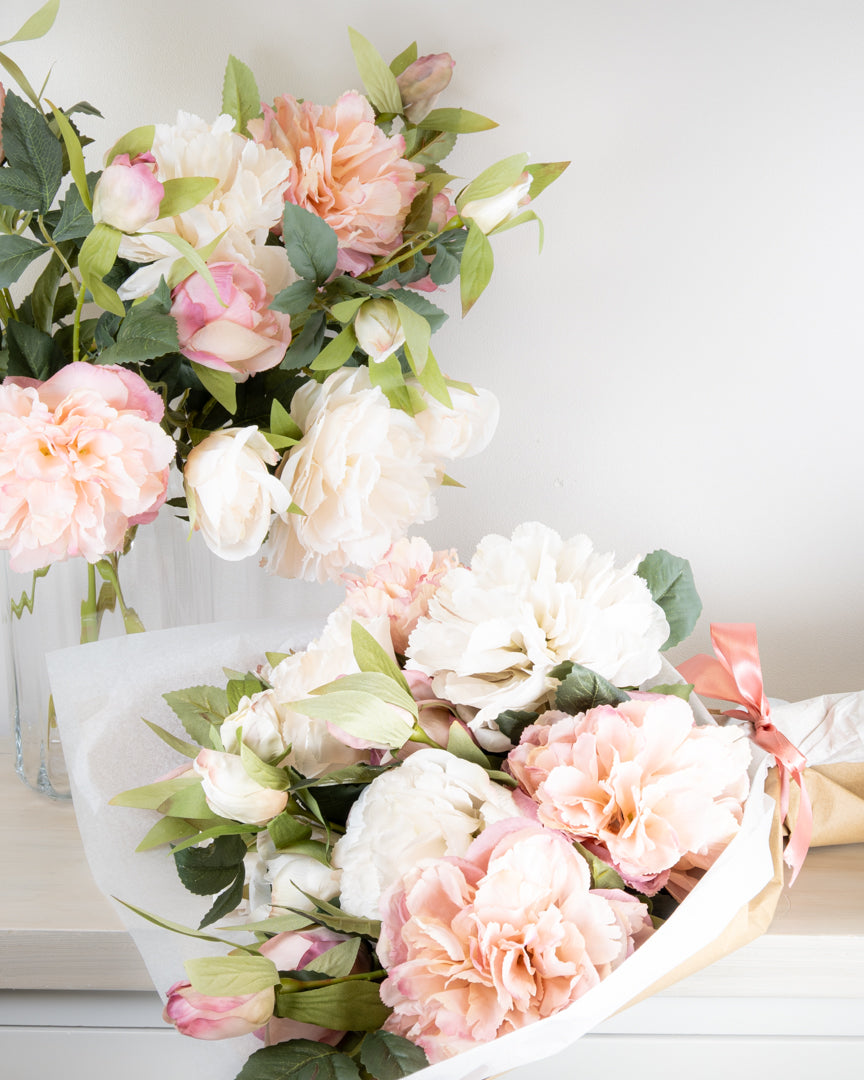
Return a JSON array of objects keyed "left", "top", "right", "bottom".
[
  {"left": 0, "top": 363, "right": 174, "bottom": 572},
  {"left": 507, "top": 695, "right": 751, "bottom": 894},
  {"left": 249, "top": 91, "right": 420, "bottom": 274},
  {"left": 342, "top": 537, "right": 459, "bottom": 654},
  {"left": 378, "top": 820, "right": 651, "bottom": 1063},
  {"left": 171, "top": 261, "right": 292, "bottom": 381}
]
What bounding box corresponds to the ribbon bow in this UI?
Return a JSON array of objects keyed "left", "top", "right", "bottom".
[{"left": 678, "top": 622, "right": 812, "bottom": 883}]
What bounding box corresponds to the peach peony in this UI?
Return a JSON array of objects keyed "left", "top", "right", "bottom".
[
  {"left": 378, "top": 820, "right": 651, "bottom": 1062},
  {"left": 0, "top": 363, "right": 174, "bottom": 572},
  {"left": 341, "top": 537, "right": 459, "bottom": 654},
  {"left": 249, "top": 91, "right": 420, "bottom": 274},
  {"left": 507, "top": 695, "right": 751, "bottom": 894}
]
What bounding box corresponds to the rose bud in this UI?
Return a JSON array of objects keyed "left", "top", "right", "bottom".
[
  {"left": 193, "top": 748, "right": 288, "bottom": 825},
  {"left": 163, "top": 981, "right": 275, "bottom": 1040},
  {"left": 460, "top": 172, "right": 532, "bottom": 235},
  {"left": 354, "top": 298, "right": 406, "bottom": 364},
  {"left": 92, "top": 152, "right": 164, "bottom": 233},
  {"left": 396, "top": 53, "right": 455, "bottom": 123}
]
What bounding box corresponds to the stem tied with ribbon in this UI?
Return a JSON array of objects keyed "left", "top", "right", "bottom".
[{"left": 678, "top": 622, "right": 812, "bottom": 883}]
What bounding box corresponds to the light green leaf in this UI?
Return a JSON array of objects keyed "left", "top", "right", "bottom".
[
  {"left": 309, "top": 324, "right": 357, "bottom": 372},
  {"left": 141, "top": 717, "right": 201, "bottom": 759},
  {"left": 163, "top": 684, "right": 230, "bottom": 747},
  {"left": 367, "top": 352, "right": 413, "bottom": 413},
  {"left": 460, "top": 221, "right": 494, "bottom": 316},
  {"left": 162, "top": 782, "right": 214, "bottom": 820},
  {"left": 267, "top": 811, "right": 312, "bottom": 851},
  {"left": 135, "top": 817, "right": 197, "bottom": 853},
  {"left": 389, "top": 42, "right": 418, "bottom": 77},
  {"left": 109, "top": 775, "right": 201, "bottom": 811},
  {"left": 413, "top": 107, "right": 497, "bottom": 133},
  {"left": 391, "top": 298, "right": 430, "bottom": 375},
  {"left": 292, "top": 689, "right": 414, "bottom": 749},
  {"left": 116, "top": 898, "right": 255, "bottom": 950},
  {"left": 526, "top": 160, "right": 570, "bottom": 200},
  {"left": 649, "top": 682, "right": 695, "bottom": 701},
  {"left": 158, "top": 177, "right": 217, "bottom": 220},
  {"left": 276, "top": 979, "right": 390, "bottom": 1031},
  {"left": 78, "top": 222, "right": 123, "bottom": 315},
  {"left": 574, "top": 842, "right": 627, "bottom": 890},
  {"left": 311, "top": 671, "right": 417, "bottom": 720},
  {"left": 347, "top": 27, "right": 403, "bottom": 114},
  {"left": 0, "top": 0, "right": 59, "bottom": 46},
  {"left": 191, "top": 360, "right": 238, "bottom": 414},
  {"left": 359, "top": 1031, "right": 429, "bottom": 1080},
  {"left": 186, "top": 954, "right": 279, "bottom": 998},
  {"left": 489, "top": 208, "right": 544, "bottom": 251},
  {"left": 149, "top": 230, "right": 222, "bottom": 298},
  {"left": 329, "top": 297, "right": 366, "bottom": 323},
  {"left": 457, "top": 152, "right": 528, "bottom": 210},
  {"left": 166, "top": 231, "right": 224, "bottom": 288},
  {"left": 440, "top": 473, "right": 464, "bottom": 488},
  {"left": 269, "top": 397, "right": 300, "bottom": 437},
  {"left": 170, "top": 820, "right": 261, "bottom": 855},
  {"left": 222, "top": 912, "right": 314, "bottom": 935},
  {"left": 0, "top": 51, "right": 41, "bottom": 112},
  {"left": 415, "top": 347, "right": 452, "bottom": 407},
  {"left": 0, "top": 234, "right": 47, "bottom": 288},
  {"left": 350, "top": 620, "right": 410, "bottom": 693},
  {"left": 446, "top": 724, "right": 491, "bottom": 768},
  {"left": 305, "top": 938, "right": 361, "bottom": 979},
  {"left": 46, "top": 100, "right": 92, "bottom": 212},
  {"left": 636, "top": 550, "right": 702, "bottom": 650},
  {"left": 222, "top": 54, "right": 262, "bottom": 137},
  {"left": 240, "top": 741, "right": 291, "bottom": 791},
  {"left": 106, "top": 125, "right": 155, "bottom": 165}
]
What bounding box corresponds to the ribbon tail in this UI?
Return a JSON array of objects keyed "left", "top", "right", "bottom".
[{"left": 783, "top": 769, "right": 813, "bottom": 885}]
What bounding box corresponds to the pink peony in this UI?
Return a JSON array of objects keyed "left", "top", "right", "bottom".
[
  {"left": 342, "top": 537, "right": 459, "bottom": 654},
  {"left": 507, "top": 695, "right": 751, "bottom": 894},
  {"left": 378, "top": 820, "right": 651, "bottom": 1063},
  {"left": 163, "top": 981, "right": 275, "bottom": 1040},
  {"left": 249, "top": 91, "right": 421, "bottom": 274},
  {"left": 171, "top": 261, "right": 292, "bottom": 381},
  {"left": 0, "top": 363, "right": 174, "bottom": 572},
  {"left": 92, "top": 152, "right": 165, "bottom": 233}
]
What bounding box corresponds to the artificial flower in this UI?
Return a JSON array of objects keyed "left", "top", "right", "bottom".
[
  {"left": 353, "top": 298, "right": 406, "bottom": 363},
  {"left": 192, "top": 748, "right": 288, "bottom": 825},
  {"left": 411, "top": 382, "right": 500, "bottom": 466},
  {"left": 460, "top": 172, "right": 532, "bottom": 234},
  {"left": 220, "top": 689, "right": 289, "bottom": 761},
  {"left": 91, "top": 152, "right": 164, "bottom": 233},
  {"left": 396, "top": 53, "right": 455, "bottom": 123},
  {"left": 163, "top": 982, "right": 275, "bottom": 1040}
]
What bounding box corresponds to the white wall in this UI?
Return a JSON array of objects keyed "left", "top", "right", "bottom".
[{"left": 7, "top": 0, "right": 864, "bottom": 700}]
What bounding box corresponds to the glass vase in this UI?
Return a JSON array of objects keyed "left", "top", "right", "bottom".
[{"left": 3, "top": 508, "right": 341, "bottom": 799}]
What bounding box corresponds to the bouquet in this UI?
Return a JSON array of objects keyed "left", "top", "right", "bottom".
[
  {"left": 0, "top": 0, "right": 567, "bottom": 593},
  {"left": 86, "top": 520, "right": 793, "bottom": 1080}
]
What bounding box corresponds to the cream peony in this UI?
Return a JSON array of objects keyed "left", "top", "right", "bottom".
[
  {"left": 264, "top": 367, "right": 438, "bottom": 582},
  {"left": 377, "top": 820, "right": 652, "bottom": 1062},
  {"left": 331, "top": 747, "right": 525, "bottom": 920},
  {"left": 183, "top": 427, "right": 291, "bottom": 561},
  {"left": 507, "top": 695, "right": 752, "bottom": 894},
  {"left": 406, "top": 522, "right": 670, "bottom": 750},
  {"left": 249, "top": 91, "right": 420, "bottom": 275},
  {"left": 117, "top": 112, "right": 294, "bottom": 299}
]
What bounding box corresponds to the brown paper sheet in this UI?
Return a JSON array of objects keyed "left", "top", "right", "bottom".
[{"left": 788, "top": 764, "right": 864, "bottom": 846}]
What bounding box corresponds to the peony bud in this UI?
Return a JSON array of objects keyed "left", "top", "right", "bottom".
[
  {"left": 163, "top": 981, "right": 275, "bottom": 1040},
  {"left": 459, "top": 172, "right": 532, "bottom": 235},
  {"left": 193, "top": 748, "right": 288, "bottom": 825},
  {"left": 396, "top": 53, "right": 455, "bottom": 123},
  {"left": 92, "top": 153, "right": 164, "bottom": 233},
  {"left": 353, "top": 298, "right": 406, "bottom": 363}
]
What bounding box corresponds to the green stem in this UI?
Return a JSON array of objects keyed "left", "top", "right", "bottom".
[
  {"left": 356, "top": 220, "right": 462, "bottom": 280},
  {"left": 279, "top": 970, "right": 386, "bottom": 993},
  {"left": 97, "top": 554, "right": 146, "bottom": 634},
  {"left": 71, "top": 284, "right": 87, "bottom": 363},
  {"left": 36, "top": 216, "right": 81, "bottom": 298},
  {"left": 408, "top": 721, "right": 441, "bottom": 748},
  {"left": 0, "top": 288, "right": 18, "bottom": 322},
  {"left": 80, "top": 563, "right": 99, "bottom": 644}
]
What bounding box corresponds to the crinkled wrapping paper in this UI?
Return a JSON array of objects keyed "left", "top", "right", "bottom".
[{"left": 50, "top": 620, "right": 788, "bottom": 1080}]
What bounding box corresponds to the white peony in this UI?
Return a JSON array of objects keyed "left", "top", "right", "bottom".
[
  {"left": 183, "top": 427, "right": 292, "bottom": 561},
  {"left": 331, "top": 747, "right": 523, "bottom": 920},
  {"left": 406, "top": 522, "right": 670, "bottom": 751},
  {"left": 117, "top": 112, "right": 295, "bottom": 298},
  {"left": 411, "top": 382, "right": 500, "bottom": 466},
  {"left": 264, "top": 367, "right": 439, "bottom": 582}
]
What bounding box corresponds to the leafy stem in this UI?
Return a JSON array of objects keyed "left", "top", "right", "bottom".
[
  {"left": 71, "top": 284, "right": 86, "bottom": 363},
  {"left": 36, "top": 215, "right": 80, "bottom": 298},
  {"left": 356, "top": 220, "right": 462, "bottom": 280}
]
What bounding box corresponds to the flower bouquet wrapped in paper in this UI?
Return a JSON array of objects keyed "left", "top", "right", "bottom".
[{"left": 48, "top": 521, "right": 828, "bottom": 1080}]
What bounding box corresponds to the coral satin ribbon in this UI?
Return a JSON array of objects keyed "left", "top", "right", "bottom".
[{"left": 678, "top": 623, "right": 812, "bottom": 883}]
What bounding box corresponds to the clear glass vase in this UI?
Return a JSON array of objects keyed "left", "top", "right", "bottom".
[{"left": 3, "top": 508, "right": 341, "bottom": 799}]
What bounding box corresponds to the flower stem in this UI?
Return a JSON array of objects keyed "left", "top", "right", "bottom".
[
  {"left": 37, "top": 216, "right": 81, "bottom": 298},
  {"left": 80, "top": 563, "right": 100, "bottom": 644},
  {"left": 97, "top": 554, "right": 146, "bottom": 635},
  {"left": 356, "top": 220, "right": 462, "bottom": 280},
  {"left": 71, "top": 285, "right": 87, "bottom": 363}
]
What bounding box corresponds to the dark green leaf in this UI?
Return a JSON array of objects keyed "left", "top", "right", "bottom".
[
  {"left": 384, "top": 287, "right": 447, "bottom": 333},
  {"left": 5, "top": 320, "right": 65, "bottom": 380},
  {"left": 173, "top": 833, "right": 248, "bottom": 897},
  {"left": 30, "top": 252, "right": 65, "bottom": 333},
  {"left": 493, "top": 709, "right": 539, "bottom": 744},
  {"left": 636, "top": 550, "right": 702, "bottom": 650},
  {"left": 282, "top": 203, "right": 338, "bottom": 284},
  {"left": 360, "top": 1031, "right": 429, "bottom": 1080},
  {"left": 281, "top": 309, "right": 326, "bottom": 369},
  {"left": 0, "top": 167, "right": 46, "bottom": 213},
  {"left": 236, "top": 1042, "right": 361, "bottom": 1080},
  {"left": 198, "top": 862, "right": 246, "bottom": 929},
  {"left": 555, "top": 664, "right": 631, "bottom": 715},
  {"left": 275, "top": 979, "right": 390, "bottom": 1031},
  {"left": 409, "top": 128, "right": 457, "bottom": 167},
  {"left": 163, "top": 684, "right": 231, "bottom": 746},
  {"left": 0, "top": 234, "right": 47, "bottom": 287},
  {"left": 429, "top": 243, "right": 461, "bottom": 286},
  {"left": 0, "top": 91, "right": 63, "bottom": 213},
  {"left": 100, "top": 302, "right": 179, "bottom": 364},
  {"left": 270, "top": 278, "right": 318, "bottom": 316}
]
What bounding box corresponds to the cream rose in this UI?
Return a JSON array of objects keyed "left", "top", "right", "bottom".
[
  {"left": 411, "top": 383, "right": 500, "bottom": 466},
  {"left": 192, "top": 748, "right": 288, "bottom": 825},
  {"left": 220, "top": 690, "right": 288, "bottom": 762}
]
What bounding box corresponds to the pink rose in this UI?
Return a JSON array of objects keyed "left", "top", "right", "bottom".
[
  {"left": 258, "top": 928, "right": 367, "bottom": 1046},
  {"left": 249, "top": 91, "right": 421, "bottom": 275},
  {"left": 92, "top": 152, "right": 165, "bottom": 233},
  {"left": 342, "top": 537, "right": 459, "bottom": 654},
  {"left": 171, "top": 261, "right": 292, "bottom": 381},
  {"left": 0, "top": 363, "right": 174, "bottom": 572},
  {"left": 163, "top": 981, "right": 274, "bottom": 1040},
  {"left": 378, "top": 820, "right": 650, "bottom": 1063},
  {"left": 507, "top": 695, "right": 751, "bottom": 894},
  {"left": 396, "top": 53, "right": 455, "bottom": 123}
]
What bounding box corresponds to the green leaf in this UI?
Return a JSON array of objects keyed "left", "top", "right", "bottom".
[
  {"left": 0, "top": 91, "right": 62, "bottom": 214},
  {"left": 389, "top": 42, "right": 418, "bottom": 77},
  {"left": 162, "top": 781, "right": 214, "bottom": 820},
  {"left": 415, "top": 347, "right": 451, "bottom": 407},
  {"left": 494, "top": 709, "right": 539, "bottom": 744},
  {"left": 489, "top": 207, "right": 544, "bottom": 252},
  {"left": 135, "top": 817, "right": 197, "bottom": 853},
  {"left": 328, "top": 297, "right": 366, "bottom": 324},
  {"left": 269, "top": 399, "right": 302, "bottom": 440},
  {"left": 408, "top": 129, "right": 457, "bottom": 167},
  {"left": 46, "top": 100, "right": 92, "bottom": 211},
  {"left": 573, "top": 842, "right": 627, "bottom": 891},
  {"left": 199, "top": 864, "right": 247, "bottom": 929},
  {"left": 149, "top": 230, "right": 223, "bottom": 297},
  {"left": 191, "top": 360, "right": 237, "bottom": 414},
  {"left": 359, "top": 1031, "right": 429, "bottom": 1080},
  {"left": 413, "top": 107, "right": 498, "bottom": 133},
  {"left": 163, "top": 684, "right": 231, "bottom": 746},
  {"left": 312, "top": 671, "right": 417, "bottom": 719},
  {"left": 116, "top": 898, "right": 255, "bottom": 950},
  {"left": 350, "top": 620, "right": 410, "bottom": 693},
  {"left": 226, "top": 672, "right": 268, "bottom": 714},
  {"left": 267, "top": 811, "right": 312, "bottom": 851},
  {"left": 385, "top": 287, "right": 448, "bottom": 333},
  {"left": 240, "top": 741, "right": 291, "bottom": 791},
  {"left": 236, "top": 1042, "right": 361, "bottom": 1080},
  {"left": 649, "top": 682, "right": 695, "bottom": 702},
  {"left": 100, "top": 302, "right": 179, "bottom": 364},
  {"left": 158, "top": 176, "right": 218, "bottom": 219},
  {"left": 165, "top": 230, "right": 224, "bottom": 289},
  {"left": 636, "top": 550, "right": 702, "bottom": 650},
  {"left": 391, "top": 298, "right": 430, "bottom": 375},
  {"left": 555, "top": 663, "right": 631, "bottom": 715},
  {"left": 109, "top": 775, "right": 202, "bottom": 811},
  {"left": 269, "top": 278, "right": 318, "bottom": 316},
  {"left": 305, "top": 937, "right": 361, "bottom": 979},
  {"left": 223, "top": 912, "right": 315, "bottom": 935},
  {"left": 5, "top": 320, "right": 63, "bottom": 379},
  {"left": 105, "top": 125, "right": 155, "bottom": 164},
  {"left": 368, "top": 352, "right": 413, "bottom": 413},
  {"left": 347, "top": 28, "right": 403, "bottom": 114},
  {"left": 174, "top": 833, "right": 248, "bottom": 897},
  {"left": 0, "top": 50, "right": 42, "bottom": 113},
  {"left": 0, "top": 234, "right": 47, "bottom": 287},
  {"left": 222, "top": 54, "right": 262, "bottom": 137},
  {"left": 275, "top": 979, "right": 390, "bottom": 1031},
  {"left": 293, "top": 689, "right": 414, "bottom": 750},
  {"left": 446, "top": 723, "right": 491, "bottom": 767},
  {"left": 282, "top": 203, "right": 338, "bottom": 284},
  {"left": 0, "top": 166, "right": 48, "bottom": 213},
  {"left": 457, "top": 152, "right": 528, "bottom": 209},
  {"left": 290, "top": 898, "right": 381, "bottom": 938},
  {"left": 78, "top": 222, "right": 124, "bottom": 316},
  {"left": 460, "top": 221, "right": 494, "bottom": 316},
  {"left": 53, "top": 181, "right": 94, "bottom": 242},
  {"left": 526, "top": 160, "right": 570, "bottom": 200},
  {"left": 281, "top": 309, "right": 326, "bottom": 369},
  {"left": 309, "top": 324, "right": 357, "bottom": 372},
  {"left": 0, "top": 0, "right": 59, "bottom": 46},
  {"left": 170, "top": 820, "right": 260, "bottom": 855},
  {"left": 185, "top": 953, "right": 279, "bottom": 998},
  {"left": 141, "top": 717, "right": 201, "bottom": 759}
]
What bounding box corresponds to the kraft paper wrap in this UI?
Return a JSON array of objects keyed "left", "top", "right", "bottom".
[{"left": 790, "top": 764, "right": 864, "bottom": 846}]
